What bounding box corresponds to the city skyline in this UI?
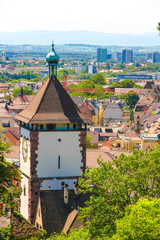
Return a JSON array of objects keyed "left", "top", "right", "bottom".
[{"left": 0, "top": 0, "right": 159, "bottom": 34}]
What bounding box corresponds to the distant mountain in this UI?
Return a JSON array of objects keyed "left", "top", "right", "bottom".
[{"left": 0, "top": 30, "right": 160, "bottom": 46}]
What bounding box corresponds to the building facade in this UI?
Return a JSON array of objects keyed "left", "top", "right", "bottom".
[
  {"left": 97, "top": 48, "right": 107, "bottom": 62},
  {"left": 15, "top": 44, "right": 90, "bottom": 230},
  {"left": 122, "top": 49, "right": 133, "bottom": 63}
]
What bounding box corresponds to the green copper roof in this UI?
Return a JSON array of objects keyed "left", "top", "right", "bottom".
[{"left": 46, "top": 43, "right": 59, "bottom": 64}]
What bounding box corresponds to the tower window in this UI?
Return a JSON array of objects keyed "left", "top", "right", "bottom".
[
  {"left": 73, "top": 124, "right": 76, "bottom": 130},
  {"left": 58, "top": 156, "right": 60, "bottom": 169},
  {"left": 40, "top": 124, "right": 43, "bottom": 130},
  {"left": 23, "top": 185, "right": 26, "bottom": 196}
]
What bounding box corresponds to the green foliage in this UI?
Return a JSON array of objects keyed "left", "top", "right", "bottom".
[
  {"left": 140, "top": 62, "right": 160, "bottom": 72},
  {"left": 0, "top": 70, "right": 39, "bottom": 82},
  {"left": 91, "top": 73, "right": 106, "bottom": 85},
  {"left": 113, "top": 62, "right": 126, "bottom": 69},
  {"left": 111, "top": 198, "right": 160, "bottom": 240},
  {"left": 4, "top": 95, "right": 10, "bottom": 99},
  {"left": 0, "top": 130, "right": 21, "bottom": 212},
  {"left": 57, "top": 69, "right": 77, "bottom": 80},
  {"left": 78, "top": 72, "right": 93, "bottom": 80},
  {"left": 69, "top": 73, "right": 108, "bottom": 99},
  {"left": 111, "top": 79, "right": 143, "bottom": 88},
  {"left": 78, "top": 146, "right": 160, "bottom": 239},
  {"left": 46, "top": 227, "right": 91, "bottom": 240},
  {"left": 118, "top": 91, "right": 139, "bottom": 109},
  {"left": 86, "top": 134, "right": 94, "bottom": 149},
  {"left": 12, "top": 87, "right": 33, "bottom": 97},
  {"left": 0, "top": 225, "right": 12, "bottom": 240}
]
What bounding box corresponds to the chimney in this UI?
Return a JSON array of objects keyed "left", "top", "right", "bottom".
[
  {"left": 74, "top": 182, "right": 79, "bottom": 198},
  {"left": 64, "top": 184, "right": 69, "bottom": 205},
  {"left": 61, "top": 181, "right": 65, "bottom": 189},
  {"left": 84, "top": 99, "right": 88, "bottom": 106}
]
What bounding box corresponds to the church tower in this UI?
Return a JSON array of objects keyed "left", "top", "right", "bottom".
[{"left": 15, "top": 44, "right": 90, "bottom": 225}]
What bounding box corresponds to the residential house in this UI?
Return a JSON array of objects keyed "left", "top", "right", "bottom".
[
  {"left": 103, "top": 101, "right": 130, "bottom": 125},
  {"left": 112, "top": 131, "right": 141, "bottom": 151}
]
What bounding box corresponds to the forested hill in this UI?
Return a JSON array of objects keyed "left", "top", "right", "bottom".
[{"left": 0, "top": 30, "right": 159, "bottom": 46}]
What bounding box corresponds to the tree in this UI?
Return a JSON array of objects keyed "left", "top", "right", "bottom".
[
  {"left": 77, "top": 146, "right": 160, "bottom": 238},
  {"left": 106, "top": 62, "right": 110, "bottom": 70},
  {"left": 91, "top": 73, "right": 106, "bottom": 85},
  {"left": 12, "top": 87, "right": 33, "bottom": 97},
  {"left": 30, "top": 146, "right": 160, "bottom": 239},
  {"left": 111, "top": 198, "right": 160, "bottom": 240},
  {"left": 0, "top": 131, "right": 21, "bottom": 211},
  {"left": 86, "top": 134, "right": 93, "bottom": 149},
  {"left": 47, "top": 227, "right": 91, "bottom": 240},
  {"left": 118, "top": 90, "right": 139, "bottom": 109}
]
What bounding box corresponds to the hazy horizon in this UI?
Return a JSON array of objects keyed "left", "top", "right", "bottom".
[{"left": 0, "top": 30, "right": 159, "bottom": 46}]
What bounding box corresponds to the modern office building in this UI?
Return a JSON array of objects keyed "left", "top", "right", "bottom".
[
  {"left": 107, "top": 54, "right": 112, "bottom": 60},
  {"left": 97, "top": 48, "right": 107, "bottom": 62},
  {"left": 152, "top": 52, "right": 160, "bottom": 63},
  {"left": 1, "top": 50, "right": 6, "bottom": 62},
  {"left": 145, "top": 52, "right": 153, "bottom": 61},
  {"left": 117, "top": 74, "right": 152, "bottom": 81},
  {"left": 63, "top": 65, "right": 85, "bottom": 74},
  {"left": 122, "top": 49, "right": 133, "bottom": 63},
  {"left": 86, "top": 65, "right": 97, "bottom": 74},
  {"left": 115, "top": 52, "right": 122, "bottom": 62}
]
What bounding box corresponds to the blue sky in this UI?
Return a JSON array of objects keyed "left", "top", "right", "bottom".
[{"left": 1, "top": 0, "right": 159, "bottom": 34}]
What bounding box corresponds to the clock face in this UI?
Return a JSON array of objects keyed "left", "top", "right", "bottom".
[{"left": 22, "top": 136, "right": 28, "bottom": 162}]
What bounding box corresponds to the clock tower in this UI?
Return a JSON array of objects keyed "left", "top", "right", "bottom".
[{"left": 15, "top": 44, "right": 90, "bottom": 225}]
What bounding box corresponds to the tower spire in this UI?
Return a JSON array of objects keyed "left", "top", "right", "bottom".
[{"left": 46, "top": 42, "right": 59, "bottom": 80}]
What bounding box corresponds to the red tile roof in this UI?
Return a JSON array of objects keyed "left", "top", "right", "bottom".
[
  {"left": 13, "top": 95, "right": 34, "bottom": 104},
  {"left": 5, "top": 130, "right": 20, "bottom": 145}
]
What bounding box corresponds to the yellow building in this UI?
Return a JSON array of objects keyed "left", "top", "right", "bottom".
[
  {"left": 141, "top": 134, "right": 159, "bottom": 151},
  {"left": 98, "top": 104, "right": 104, "bottom": 126},
  {"left": 0, "top": 83, "right": 9, "bottom": 93},
  {"left": 122, "top": 110, "right": 130, "bottom": 123},
  {"left": 112, "top": 131, "right": 142, "bottom": 151}
]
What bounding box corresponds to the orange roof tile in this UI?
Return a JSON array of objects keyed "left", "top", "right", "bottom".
[{"left": 5, "top": 130, "right": 19, "bottom": 145}]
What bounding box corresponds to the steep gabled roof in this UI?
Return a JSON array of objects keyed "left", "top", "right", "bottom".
[
  {"left": 15, "top": 76, "right": 90, "bottom": 124},
  {"left": 40, "top": 190, "right": 89, "bottom": 236}
]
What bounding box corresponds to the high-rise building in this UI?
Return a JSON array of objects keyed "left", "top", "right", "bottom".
[
  {"left": 152, "top": 52, "right": 160, "bottom": 63},
  {"left": 97, "top": 48, "right": 107, "bottom": 62},
  {"left": 145, "top": 52, "right": 153, "bottom": 61},
  {"left": 115, "top": 52, "right": 122, "bottom": 62},
  {"left": 122, "top": 49, "right": 133, "bottom": 63},
  {"left": 86, "top": 65, "right": 97, "bottom": 74},
  {"left": 107, "top": 54, "right": 112, "bottom": 60},
  {"left": 1, "top": 50, "right": 6, "bottom": 62}
]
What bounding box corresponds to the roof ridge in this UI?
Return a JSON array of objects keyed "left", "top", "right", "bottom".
[
  {"left": 15, "top": 76, "right": 91, "bottom": 124},
  {"left": 29, "top": 78, "right": 50, "bottom": 122}
]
